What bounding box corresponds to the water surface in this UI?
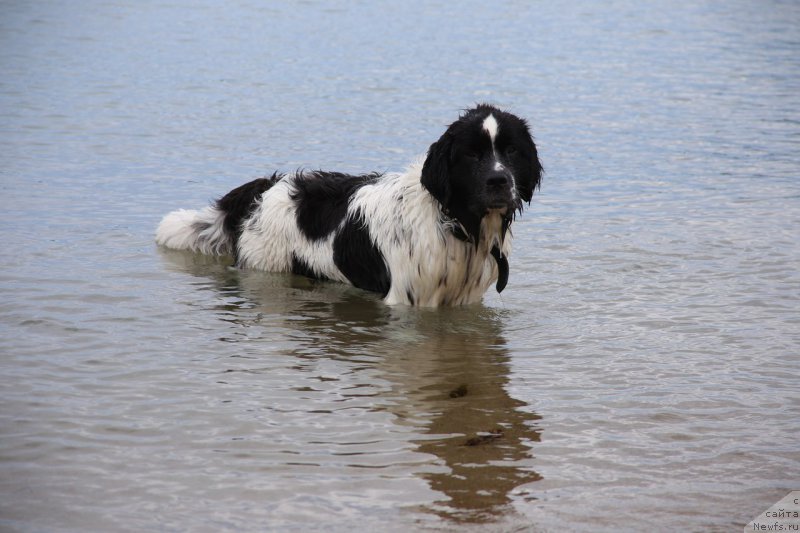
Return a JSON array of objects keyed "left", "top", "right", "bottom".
[{"left": 1, "top": 1, "right": 799, "bottom": 531}]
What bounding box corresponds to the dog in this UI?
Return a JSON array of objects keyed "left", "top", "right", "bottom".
[{"left": 156, "top": 104, "right": 542, "bottom": 306}]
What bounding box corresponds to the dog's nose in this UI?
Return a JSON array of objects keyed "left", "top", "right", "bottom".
[{"left": 486, "top": 173, "right": 509, "bottom": 188}]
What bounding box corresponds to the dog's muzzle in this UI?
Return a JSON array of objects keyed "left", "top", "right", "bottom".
[{"left": 484, "top": 170, "right": 516, "bottom": 212}]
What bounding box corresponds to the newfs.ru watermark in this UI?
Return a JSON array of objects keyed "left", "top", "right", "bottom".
[{"left": 746, "top": 491, "right": 800, "bottom": 532}]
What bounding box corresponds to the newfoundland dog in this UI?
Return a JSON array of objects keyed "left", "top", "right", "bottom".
[{"left": 156, "top": 104, "right": 542, "bottom": 306}]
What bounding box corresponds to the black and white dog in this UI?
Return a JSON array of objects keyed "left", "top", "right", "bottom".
[{"left": 156, "top": 104, "right": 542, "bottom": 306}]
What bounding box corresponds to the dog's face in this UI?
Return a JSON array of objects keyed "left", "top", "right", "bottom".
[{"left": 421, "top": 105, "right": 542, "bottom": 241}]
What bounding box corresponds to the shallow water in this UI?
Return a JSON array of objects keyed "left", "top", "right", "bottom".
[{"left": 1, "top": 1, "right": 799, "bottom": 531}]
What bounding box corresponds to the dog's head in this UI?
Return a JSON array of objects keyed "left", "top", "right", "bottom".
[{"left": 421, "top": 104, "right": 542, "bottom": 242}]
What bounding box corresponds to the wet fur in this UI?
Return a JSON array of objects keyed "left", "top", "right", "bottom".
[{"left": 156, "top": 105, "right": 542, "bottom": 306}]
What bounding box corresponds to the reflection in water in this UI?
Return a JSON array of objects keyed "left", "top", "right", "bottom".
[
  {"left": 159, "top": 249, "right": 542, "bottom": 524},
  {"left": 398, "top": 314, "right": 543, "bottom": 523}
]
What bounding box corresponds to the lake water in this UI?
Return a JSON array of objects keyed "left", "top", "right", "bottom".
[{"left": 1, "top": 1, "right": 799, "bottom": 531}]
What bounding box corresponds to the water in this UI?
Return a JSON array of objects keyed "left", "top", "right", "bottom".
[{"left": 1, "top": 0, "right": 799, "bottom": 531}]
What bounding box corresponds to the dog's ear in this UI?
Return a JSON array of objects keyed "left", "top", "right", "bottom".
[
  {"left": 420, "top": 134, "right": 452, "bottom": 209},
  {"left": 517, "top": 139, "right": 543, "bottom": 204}
]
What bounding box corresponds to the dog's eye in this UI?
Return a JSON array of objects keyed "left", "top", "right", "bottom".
[
  {"left": 464, "top": 151, "right": 480, "bottom": 160},
  {"left": 504, "top": 145, "right": 518, "bottom": 156}
]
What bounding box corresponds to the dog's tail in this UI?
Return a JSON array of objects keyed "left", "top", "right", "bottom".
[{"left": 155, "top": 206, "right": 232, "bottom": 256}]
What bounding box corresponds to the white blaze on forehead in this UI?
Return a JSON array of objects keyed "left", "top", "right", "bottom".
[
  {"left": 484, "top": 114, "right": 504, "bottom": 170},
  {"left": 482, "top": 114, "right": 499, "bottom": 144}
]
